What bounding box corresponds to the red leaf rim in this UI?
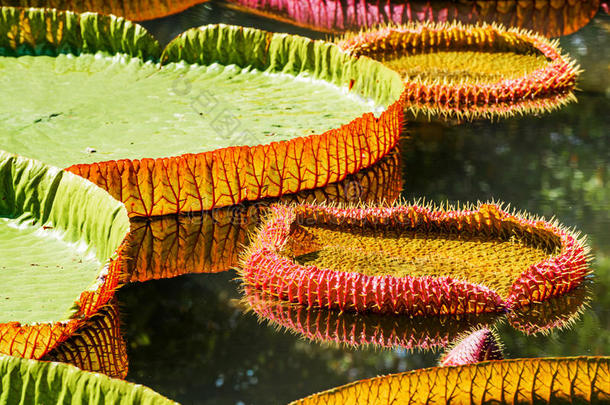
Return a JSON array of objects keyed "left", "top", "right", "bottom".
[
  {"left": 42, "top": 300, "right": 128, "bottom": 379},
  {"left": 67, "top": 95, "right": 405, "bottom": 218},
  {"left": 337, "top": 22, "right": 580, "bottom": 119},
  {"left": 240, "top": 203, "right": 590, "bottom": 316}
]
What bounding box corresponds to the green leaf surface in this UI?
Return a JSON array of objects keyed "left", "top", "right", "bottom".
[
  {"left": 1, "top": 53, "right": 377, "bottom": 168},
  {"left": 0, "top": 219, "right": 101, "bottom": 324},
  {"left": 0, "top": 150, "right": 129, "bottom": 324},
  {"left": 0, "top": 354, "right": 176, "bottom": 404},
  {"left": 0, "top": 9, "right": 403, "bottom": 168}
]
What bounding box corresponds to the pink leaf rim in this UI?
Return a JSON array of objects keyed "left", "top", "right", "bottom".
[{"left": 240, "top": 202, "right": 591, "bottom": 316}]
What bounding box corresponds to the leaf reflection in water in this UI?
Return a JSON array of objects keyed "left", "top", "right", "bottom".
[{"left": 121, "top": 147, "right": 401, "bottom": 283}]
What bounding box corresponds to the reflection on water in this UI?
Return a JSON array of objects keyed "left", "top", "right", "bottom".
[
  {"left": 507, "top": 285, "right": 591, "bottom": 335},
  {"left": 242, "top": 282, "right": 591, "bottom": 352},
  {"left": 242, "top": 287, "right": 500, "bottom": 350},
  {"left": 116, "top": 6, "right": 610, "bottom": 405},
  {"left": 122, "top": 149, "right": 401, "bottom": 283},
  {"left": 119, "top": 271, "right": 440, "bottom": 404}
]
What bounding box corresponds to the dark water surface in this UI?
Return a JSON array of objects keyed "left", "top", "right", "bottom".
[{"left": 117, "top": 4, "right": 610, "bottom": 404}]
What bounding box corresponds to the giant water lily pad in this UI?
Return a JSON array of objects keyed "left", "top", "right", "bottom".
[
  {"left": 337, "top": 22, "right": 579, "bottom": 120},
  {"left": 0, "top": 7, "right": 404, "bottom": 217},
  {"left": 291, "top": 357, "right": 610, "bottom": 404},
  {"left": 0, "top": 354, "right": 174, "bottom": 404},
  {"left": 240, "top": 202, "right": 590, "bottom": 316},
  {"left": 0, "top": 151, "right": 129, "bottom": 359}
]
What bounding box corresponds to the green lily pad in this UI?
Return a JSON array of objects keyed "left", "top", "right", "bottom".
[
  {"left": 1, "top": 53, "right": 378, "bottom": 167},
  {"left": 0, "top": 354, "right": 175, "bottom": 404},
  {"left": 0, "top": 150, "right": 129, "bottom": 357},
  {"left": 0, "top": 7, "right": 405, "bottom": 217},
  {"left": 0, "top": 8, "right": 396, "bottom": 168}
]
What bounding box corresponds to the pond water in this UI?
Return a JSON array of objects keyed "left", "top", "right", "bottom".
[{"left": 110, "top": 3, "right": 610, "bottom": 404}]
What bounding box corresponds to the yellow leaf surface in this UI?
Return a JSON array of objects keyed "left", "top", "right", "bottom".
[{"left": 292, "top": 357, "right": 610, "bottom": 405}]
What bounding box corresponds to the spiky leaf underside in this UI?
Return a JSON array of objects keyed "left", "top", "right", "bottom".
[
  {"left": 125, "top": 149, "right": 401, "bottom": 283},
  {"left": 240, "top": 203, "right": 590, "bottom": 316},
  {"left": 224, "top": 0, "right": 599, "bottom": 37},
  {"left": 291, "top": 357, "right": 610, "bottom": 405},
  {"left": 0, "top": 0, "right": 209, "bottom": 21},
  {"left": 244, "top": 287, "right": 499, "bottom": 350},
  {"left": 0, "top": 354, "right": 174, "bottom": 404},
  {"left": 42, "top": 301, "right": 128, "bottom": 379},
  {"left": 0, "top": 151, "right": 129, "bottom": 359},
  {"left": 0, "top": 7, "right": 404, "bottom": 217},
  {"left": 337, "top": 22, "right": 580, "bottom": 121},
  {"left": 439, "top": 327, "right": 503, "bottom": 367}
]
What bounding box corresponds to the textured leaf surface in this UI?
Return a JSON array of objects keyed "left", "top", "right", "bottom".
[
  {"left": 0, "top": 151, "right": 129, "bottom": 358},
  {"left": 0, "top": 217, "right": 102, "bottom": 324},
  {"left": 292, "top": 357, "right": 610, "bottom": 405},
  {"left": 241, "top": 203, "right": 590, "bottom": 315},
  {"left": 225, "top": 0, "right": 599, "bottom": 37},
  {"left": 3, "top": 54, "right": 376, "bottom": 168},
  {"left": 124, "top": 148, "right": 401, "bottom": 282},
  {"left": 0, "top": 354, "right": 175, "bottom": 404},
  {"left": 43, "top": 301, "right": 128, "bottom": 379},
  {"left": 0, "top": 0, "right": 209, "bottom": 21}
]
